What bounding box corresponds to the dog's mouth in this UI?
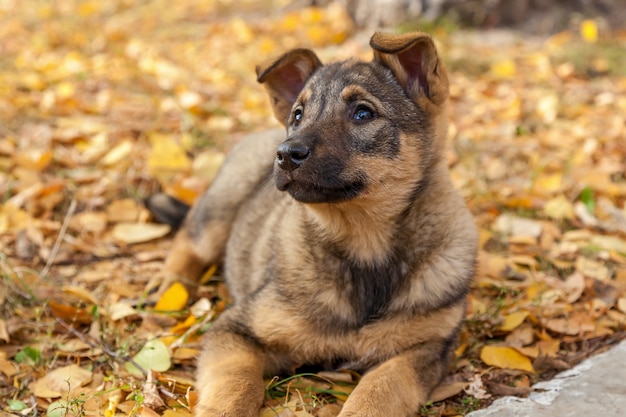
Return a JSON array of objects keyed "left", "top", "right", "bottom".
[{"left": 276, "top": 174, "right": 365, "bottom": 204}]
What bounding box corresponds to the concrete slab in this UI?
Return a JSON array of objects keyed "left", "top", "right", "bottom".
[{"left": 468, "top": 340, "right": 626, "bottom": 417}]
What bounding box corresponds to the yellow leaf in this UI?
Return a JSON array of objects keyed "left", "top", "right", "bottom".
[
  {"left": 490, "top": 59, "right": 516, "bottom": 78},
  {"left": 499, "top": 311, "right": 529, "bottom": 332},
  {"left": 162, "top": 409, "right": 193, "bottom": 417},
  {"left": 100, "top": 140, "right": 133, "bottom": 166},
  {"left": 171, "top": 314, "right": 196, "bottom": 334},
  {"left": 155, "top": 282, "right": 189, "bottom": 312},
  {"left": 330, "top": 384, "right": 353, "bottom": 401},
  {"left": 543, "top": 195, "right": 575, "bottom": 220},
  {"left": 172, "top": 347, "right": 201, "bottom": 360},
  {"left": 13, "top": 148, "right": 53, "bottom": 171},
  {"left": 533, "top": 173, "right": 562, "bottom": 194},
  {"left": 55, "top": 81, "right": 75, "bottom": 98},
  {"left": 480, "top": 345, "right": 534, "bottom": 372},
  {"left": 580, "top": 19, "right": 598, "bottom": 43},
  {"left": 147, "top": 132, "right": 191, "bottom": 177},
  {"left": 192, "top": 149, "right": 225, "bottom": 183},
  {"left": 230, "top": 17, "right": 254, "bottom": 43}
]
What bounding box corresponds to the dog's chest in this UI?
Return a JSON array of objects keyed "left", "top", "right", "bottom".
[{"left": 337, "top": 255, "right": 409, "bottom": 325}]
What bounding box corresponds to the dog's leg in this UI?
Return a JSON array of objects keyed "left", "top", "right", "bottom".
[
  {"left": 156, "top": 128, "right": 285, "bottom": 295},
  {"left": 194, "top": 310, "right": 266, "bottom": 417},
  {"left": 338, "top": 337, "right": 456, "bottom": 417}
]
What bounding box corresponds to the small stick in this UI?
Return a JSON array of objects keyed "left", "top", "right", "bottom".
[
  {"left": 53, "top": 316, "right": 148, "bottom": 376},
  {"left": 41, "top": 198, "right": 77, "bottom": 278}
]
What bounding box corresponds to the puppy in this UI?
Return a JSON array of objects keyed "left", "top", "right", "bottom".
[{"left": 151, "top": 31, "right": 478, "bottom": 417}]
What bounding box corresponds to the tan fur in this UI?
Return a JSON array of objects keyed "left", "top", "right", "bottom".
[{"left": 157, "top": 31, "right": 478, "bottom": 417}]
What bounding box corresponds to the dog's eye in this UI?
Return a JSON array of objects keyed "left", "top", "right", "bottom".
[
  {"left": 353, "top": 105, "right": 374, "bottom": 122},
  {"left": 293, "top": 108, "right": 303, "bottom": 123}
]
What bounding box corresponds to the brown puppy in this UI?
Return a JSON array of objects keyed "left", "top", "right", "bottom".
[{"left": 153, "top": 31, "right": 478, "bottom": 417}]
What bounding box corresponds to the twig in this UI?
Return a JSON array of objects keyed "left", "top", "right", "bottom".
[
  {"left": 53, "top": 315, "right": 148, "bottom": 376},
  {"left": 41, "top": 198, "right": 77, "bottom": 278}
]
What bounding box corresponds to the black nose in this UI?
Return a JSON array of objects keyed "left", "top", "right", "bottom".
[{"left": 276, "top": 141, "right": 310, "bottom": 172}]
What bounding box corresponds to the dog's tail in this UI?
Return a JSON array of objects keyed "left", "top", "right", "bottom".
[{"left": 145, "top": 193, "right": 190, "bottom": 230}]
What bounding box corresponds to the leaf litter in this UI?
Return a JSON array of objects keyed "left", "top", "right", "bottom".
[{"left": 0, "top": 1, "right": 625, "bottom": 416}]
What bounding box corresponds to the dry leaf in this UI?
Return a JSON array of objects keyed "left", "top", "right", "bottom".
[
  {"left": 108, "top": 301, "right": 138, "bottom": 321},
  {"left": 480, "top": 345, "right": 534, "bottom": 372},
  {"left": 0, "top": 355, "right": 18, "bottom": 377},
  {"left": 100, "top": 140, "right": 133, "bottom": 166},
  {"left": 62, "top": 285, "right": 99, "bottom": 305},
  {"left": 111, "top": 222, "right": 170, "bottom": 244},
  {"left": 430, "top": 381, "right": 468, "bottom": 402},
  {"left": 576, "top": 257, "right": 610, "bottom": 281},
  {"left": 31, "top": 364, "right": 93, "bottom": 398}
]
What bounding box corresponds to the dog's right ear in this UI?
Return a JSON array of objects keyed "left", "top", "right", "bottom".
[{"left": 256, "top": 49, "right": 322, "bottom": 125}]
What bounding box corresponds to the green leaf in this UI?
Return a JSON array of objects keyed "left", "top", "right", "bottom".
[
  {"left": 15, "top": 346, "right": 42, "bottom": 365},
  {"left": 47, "top": 400, "right": 70, "bottom": 417},
  {"left": 8, "top": 399, "right": 28, "bottom": 411},
  {"left": 125, "top": 339, "right": 172, "bottom": 377},
  {"left": 579, "top": 186, "right": 595, "bottom": 213}
]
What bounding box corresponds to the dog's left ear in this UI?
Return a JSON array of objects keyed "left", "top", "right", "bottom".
[
  {"left": 256, "top": 49, "right": 322, "bottom": 125},
  {"left": 370, "top": 32, "right": 449, "bottom": 107}
]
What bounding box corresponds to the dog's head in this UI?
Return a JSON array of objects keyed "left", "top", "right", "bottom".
[{"left": 257, "top": 32, "right": 449, "bottom": 204}]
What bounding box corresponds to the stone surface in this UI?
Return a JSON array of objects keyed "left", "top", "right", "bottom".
[{"left": 468, "top": 340, "right": 626, "bottom": 417}]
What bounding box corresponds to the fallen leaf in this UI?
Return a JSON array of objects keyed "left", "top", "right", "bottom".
[
  {"left": 100, "top": 140, "right": 133, "bottom": 166},
  {"left": 516, "top": 340, "right": 561, "bottom": 358},
  {"left": 111, "top": 222, "right": 170, "bottom": 244},
  {"left": 48, "top": 301, "right": 93, "bottom": 324},
  {"left": 464, "top": 374, "right": 491, "bottom": 399},
  {"left": 154, "top": 282, "right": 189, "bottom": 312},
  {"left": 543, "top": 195, "right": 574, "bottom": 220},
  {"left": 148, "top": 132, "right": 192, "bottom": 179},
  {"left": 0, "top": 319, "right": 9, "bottom": 343},
  {"left": 143, "top": 370, "right": 166, "bottom": 410},
  {"left": 162, "top": 409, "right": 193, "bottom": 417},
  {"left": 580, "top": 19, "right": 598, "bottom": 43},
  {"left": 125, "top": 339, "right": 172, "bottom": 377},
  {"left": 0, "top": 355, "right": 18, "bottom": 377},
  {"left": 430, "top": 381, "right": 468, "bottom": 402},
  {"left": 576, "top": 257, "right": 610, "bottom": 281},
  {"left": 106, "top": 199, "right": 143, "bottom": 223},
  {"left": 62, "top": 285, "right": 99, "bottom": 305},
  {"left": 543, "top": 317, "right": 580, "bottom": 336},
  {"left": 47, "top": 400, "right": 73, "bottom": 417},
  {"left": 108, "top": 301, "right": 138, "bottom": 321},
  {"left": 172, "top": 347, "right": 201, "bottom": 360},
  {"left": 480, "top": 345, "right": 534, "bottom": 372},
  {"left": 499, "top": 311, "right": 529, "bottom": 332},
  {"left": 31, "top": 364, "right": 93, "bottom": 398},
  {"left": 494, "top": 214, "right": 543, "bottom": 239}
]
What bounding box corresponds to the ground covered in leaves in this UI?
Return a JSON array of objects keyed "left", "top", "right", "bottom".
[{"left": 1, "top": 1, "right": 625, "bottom": 416}]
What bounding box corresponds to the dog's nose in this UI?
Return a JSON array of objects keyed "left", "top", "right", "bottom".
[{"left": 276, "top": 141, "right": 310, "bottom": 172}]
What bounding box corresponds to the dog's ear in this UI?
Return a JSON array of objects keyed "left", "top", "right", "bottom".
[
  {"left": 370, "top": 32, "right": 448, "bottom": 107},
  {"left": 256, "top": 49, "right": 322, "bottom": 125}
]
